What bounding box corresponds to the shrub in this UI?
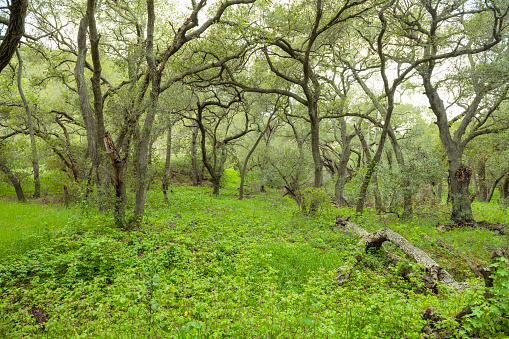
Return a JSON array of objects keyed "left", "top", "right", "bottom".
[{"left": 299, "top": 187, "right": 333, "bottom": 215}]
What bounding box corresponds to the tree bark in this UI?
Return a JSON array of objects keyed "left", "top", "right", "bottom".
[
  {"left": 346, "top": 3, "right": 399, "bottom": 216},
  {"left": 501, "top": 176, "right": 509, "bottom": 200},
  {"left": 388, "top": 128, "right": 412, "bottom": 216},
  {"left": 196, "top": 104, "right": 224, "bottom": 197},
  {"left": 162, "top": 120, "right": 173, "bottom": 203},
  {"left": 16, "top": 50, "right": 40, "bottom": 198},
  {"left": 190, "top": 124, "right": 199, "bottom": 187},
  {"left": 334, "top": 118, "right": 354, "bottom": 205},
  {"left": 55, "top": 117, "right": 79, "bottom": 182},
  {"left": 421, "top": 70, "right": 475, "bottom": 225},
  {"left": 309, "top": 103, "right": 323, "bottom": 188},
  {"left": 437, "top": 181, "right": 443, "bottom": 203},
  {"left": 355, "top": 124, "right": 386, "bottom": 214},
  {"left": 104, "top": 131, "right": 126, "bottom": 229},
  {"left": 0, "top": 157, "right": 25, "bottom": 202},
  {"left": 477, "top": 159, "right": 488, "bottom": 202},
  {"left": 486, "top": 169, "right": 509, "bottom": 203},
  {"left": 335, "top": 216, "right": 462, "bottom": 289},
  {"left": 449, "top": 162, "right": 475, "bottom": 225},
  {"left": 0, "top": 0, "right": 28, "bottom": 73},
  {"left": 75, "top": 14, "right": 100, "bottom": 190}
]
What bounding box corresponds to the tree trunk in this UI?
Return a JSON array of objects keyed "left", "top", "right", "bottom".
[
  {"left": 373, "top": 175, "right": 383, "bottom": 213},
  {"left": 104, "top": 132, "right": 126, "bottom": 229},
  {"left": 55, "top": 117, "right": 79, "bottom": 182},
  {"left": 501, "top": 176, "right": 508, "bottom": 200},
  {"left": 437, "top": 181, "right": 443, "bottom": 203},
  {"left": 334, "top": 150, "right": 350, "bottom": 206},
  {"left": 354, "top": 97, "right": 395, "bottom": 215},
  {"left": 132, "top": 0, "right": 160, "bottom": 227},
  {"left": 0, "top": 158, "right": 25, "bottom": 202},
  {"left": 486, "top": 169, "right": 508, "bottom": 203},
  {"left": 133, "top": 84, "right": 159, "bottom": 227},
  {"left": 335, "top": 216, "right": 461, "bottom": 289},
  {"left": 0, "top": 0, "right": 28, "bottom": 73},
  {"left": 239, "top": 111, "right": 276, "bottom": 200},
  {"left": 355, "top": 124, "right": 391, "bottom": 215},
  {"left": 75, "top": 14, "right": 100, "bottom": 192},
  {"left": 388, "top": 128, "right": 412, "bottom": 217},
  {"left": 477, "top": 160, "right": 488, "bottom": 202},
  {"left": 471, "top": 170, "right": 479, "bottom": 199},
  {"left": 421, "top": 70, "right": 476, "bottom": 225},
  {"left": 334, "top": 119, "right": 354, "bottom": 205},
  {"left": 212, "top": 179, "right": 220, "bottom": 196},
  {"left": 162, "top": 121, "right": 173, "bottom": 203},
  {"left": 197, "top": 107, "right": 223, "bottom": 197},
  {"left": 16, "top": 50, "right": 40, "bottom": 198},
  {"left": 309, "top": 104, "right": 323, "bottom": 188},
  {"left": 449, "top": 160, "right": 475, "bottom": 225},
  {"left": 190, "top": 125, "right": 199, "bottom": 187}
]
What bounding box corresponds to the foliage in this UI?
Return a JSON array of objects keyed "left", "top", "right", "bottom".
[
  {"left": 461, "top": 256, "right": 509, "bottom": 337},
  {"left": 0, "top": 187, "right": 508, "bottom": 338},
  {"left": 299, "top": 187, "right": 333, "bottom": 215}
]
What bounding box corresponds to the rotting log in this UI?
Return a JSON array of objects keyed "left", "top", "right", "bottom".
[
  {"left": 477, "top": 220, "right": 508, "bottom": 236},
  {"left": 334, "top": 216, "right": 463, "bottom": 289},
  {"left": 437, "top": 220, "right": 508, "bottom": 235}
]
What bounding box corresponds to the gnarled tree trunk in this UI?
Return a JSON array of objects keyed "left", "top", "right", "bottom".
[
  {"left": 0, "top": 158, "right": 25, "bottom": 202},
  {"left": 449, "top": 161, "right": 475, "bottom": 225},
  {"left": 0, "top": 0, "right": 28, "bottom": 73},
  {"left": 16, "top": 50, "right": 40, "bottom": 198},
  {"left": 104, "top": 131, "right": 126, "bottom": 229}
]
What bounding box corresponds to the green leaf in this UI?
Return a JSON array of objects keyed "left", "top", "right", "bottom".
[{"left": 300, "top": 316, "right": 315, "bottom": 326}]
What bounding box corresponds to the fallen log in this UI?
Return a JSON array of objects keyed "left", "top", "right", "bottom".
[
  {"left": 477, "top": 220, "right": 508, "bottom": 236},
  {"left": 334, "top": 216, "right": 463, "bottom": 289},
  {"left": 437, "top": 220, "right": 508, "bottom": 235}
]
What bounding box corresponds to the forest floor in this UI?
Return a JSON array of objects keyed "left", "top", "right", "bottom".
[{"left": 0, "top": 186, "right": 508, "bottom": 338}]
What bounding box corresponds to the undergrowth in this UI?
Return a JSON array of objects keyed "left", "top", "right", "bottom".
[{"left": 0, "top": 187, "right": 508, "bottom": 338}]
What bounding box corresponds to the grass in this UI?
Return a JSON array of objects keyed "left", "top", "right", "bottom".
[
  {"left": 0, "top": 186, "right": 508, "bottom": 338},
  {"left": 0, "top": 200, "right": 80, "bottom": 257}
]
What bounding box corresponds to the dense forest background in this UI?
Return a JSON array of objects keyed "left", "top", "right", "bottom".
[
  {"left": 0, "top": 0, "right": 508, "bottom": 225},
  {"left": 1, "top": 0, "right": 509, "bottom": 337}
]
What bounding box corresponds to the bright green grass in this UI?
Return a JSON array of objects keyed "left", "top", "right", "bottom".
[
  {"left": 0, "top": 200, "right": 79, "bottom": 257},
  {"left": 0, "top": 187, "right": 507, "bottom": 338}
]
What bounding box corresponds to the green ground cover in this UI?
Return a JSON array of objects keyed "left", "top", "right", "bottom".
[{"left": 0, "top": 187, "right": 508, "bottom": 338}]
